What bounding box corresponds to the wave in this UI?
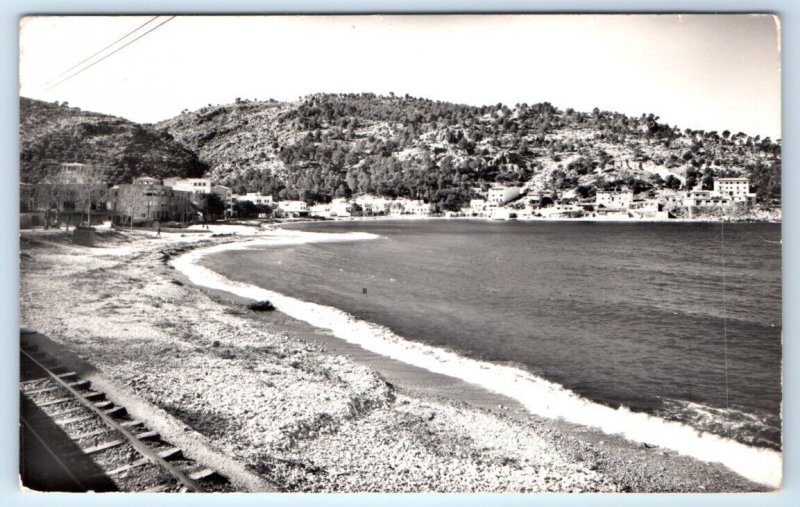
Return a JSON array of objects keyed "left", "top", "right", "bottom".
[
  {"left": 657, "top": 398, "right": 781, "bottom": 451},
  {"left": 171, "top": 229, "right": 782, "bottom": 489}
]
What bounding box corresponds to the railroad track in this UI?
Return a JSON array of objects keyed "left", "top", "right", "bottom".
[{"left": 20, "top": 342, "right": 233, "bottom": 492}]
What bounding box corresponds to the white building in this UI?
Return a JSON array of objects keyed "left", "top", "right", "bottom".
[
  {"left": 330, "top": 198, "right": 351, "bottom": 217},
  {"left": 353, "top": 194, "right": 391, "bottom": 215},
  {"left": 163, "top": 177, "right": 212, "bottom": 195},
  {"left": 537, "top": 203, "right": 584, "bottom": 219},
  {"left": 462, "top": 198, "right": 487, "bottom": 217},
  {"left": 682, "top": 187, "right": 730, "bottom": 207},
  {"left": 595, "top": 190, "right": 634, "bottom": 210},
  {"left": 277, "top": 200, "right": 309, "bottom": 217},
  {"left": 235, "top": 192, "right": 274, "bottom": 206},
  {"left": 406, "top": 200, "right": 435, "bottom": 215},
  {"left": 714, "top": 177, "right": 757, "bottom": 205},
  {"left": 629, "top": 199, "right": 660, "bottom": 213},
  {"left": 487, "top": 185, "right": 522, "bottom": 208},
  {"left": 388, "top": 198, "right": 434, "bottom": 215},
  {"left": 309, "top": 203, "right": 332, "bottom": 218}
]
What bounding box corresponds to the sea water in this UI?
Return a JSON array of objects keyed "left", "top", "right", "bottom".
[{"left": 190, "top": 220, "right": 782, "bottom": 485}]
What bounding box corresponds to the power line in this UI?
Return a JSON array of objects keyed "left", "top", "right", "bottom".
[
  {"left": 43, "top": 16, "right": 160, "bottom": 87},
  {"left": 46, "top": 16, "right": 175, "bottom": 91}
]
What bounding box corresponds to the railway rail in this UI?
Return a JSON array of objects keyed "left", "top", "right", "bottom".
[{"left": 20, "top": 341, "right": 233, "bottom": 492}]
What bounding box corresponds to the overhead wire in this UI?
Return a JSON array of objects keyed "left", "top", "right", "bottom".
[
  {"left": 45, "top": 16, "right": 176, "bottom": 91},
  {"left": 43, "top": 16, "right": 160, "bottom": 87}
]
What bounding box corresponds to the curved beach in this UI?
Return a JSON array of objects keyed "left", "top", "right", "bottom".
[{"left": 19, "top": 225, "right": 772, "bottom": 492}]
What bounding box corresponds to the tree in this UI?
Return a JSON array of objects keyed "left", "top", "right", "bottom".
[
  {"left": 33, "top": 184, "right": 60, "bottom": 229},
  {"left": 664, "top": 175, "right": 682, "bottom": 190},
  {"left": 199, "top": 192, "right": 226, "bottom": 220},
  {"left": 74, "top": 180, "right": 109, "bottom": 226}
]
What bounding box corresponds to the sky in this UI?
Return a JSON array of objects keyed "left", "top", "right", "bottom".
[{"left": 19, "top": 14, "right": 781, "bottom": 138}]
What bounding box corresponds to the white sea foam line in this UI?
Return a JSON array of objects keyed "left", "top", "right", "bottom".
[{"left": 172, "top": 229, "right": 782, "bottom": 489}]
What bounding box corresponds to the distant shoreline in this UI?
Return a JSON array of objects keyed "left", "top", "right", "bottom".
[{"left": 277, "top": 213, "right": 782, "bottom": 226}]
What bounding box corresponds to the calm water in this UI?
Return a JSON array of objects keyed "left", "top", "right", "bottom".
[{"left": 203, "top": 220, "right": 782, "bottom": 449}]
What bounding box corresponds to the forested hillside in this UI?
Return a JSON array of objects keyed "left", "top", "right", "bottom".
[
  {"left": 21, "top": 94, "right": 781, "bottom": 212},
  {"left": 157, "top": 93, "right": 781, "bottom": 210},
  {"left": 20, "top": 98, "right": 208, "bottom": 185}
]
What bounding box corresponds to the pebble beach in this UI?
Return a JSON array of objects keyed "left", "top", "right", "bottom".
[{"left": 18, "top": 224, "right": 768, "bottom": 493}]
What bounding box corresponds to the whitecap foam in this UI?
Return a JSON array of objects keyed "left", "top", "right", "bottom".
[{"left": 172, "top": 229, "right": 782, "bottom": 489}]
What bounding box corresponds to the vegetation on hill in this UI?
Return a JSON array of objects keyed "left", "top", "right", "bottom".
[
  {"left": 157, "top": 93, "right": 781, "bottom": 210},
  {"left": 20, "top": 97, "right": 208, "bottom": 185},
  {"left": 20, "top": 94, "right": 781, "bottom": 213}
]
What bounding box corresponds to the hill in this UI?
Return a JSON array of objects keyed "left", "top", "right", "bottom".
[
  {"left": 20, "top": 94, "right": 781, "bottom": 212},
  {"left": 20, "top": 97, "right": 208, "bottom": 185},
  {"left": 156, "top": 93, "right": 781, "bottom": 210}
]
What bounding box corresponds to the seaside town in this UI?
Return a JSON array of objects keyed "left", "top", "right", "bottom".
[
  {"left": 19, "top": 161, "right": 768, "bottom": 231},
  {"left": 16, "top": 14, "right": 784, "bottom": 498}
]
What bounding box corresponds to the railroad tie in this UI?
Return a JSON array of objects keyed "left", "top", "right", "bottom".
[
  {"left": 107, "top": 446, "right": 182, "bottom": 477},
  {"left": 106, "top": 457, "right": 150, "bottom": 476},
  {"left": 83, "top": 439, "right": 126, "bottom": 455},
  {"left": 132, "top": 430, "right": 160, "bottom": 441},
  {"left": 103, "top": 406, "right": 126, "bottom": 417},
  {"left": 56, "top": 414, "right": 94, "bottom": 426},
  {"left": 37, "top": 396, "right": 74, "bottom": 408},
  {"left": 23, "top": 379, "right": 89, "bottom": 396},
  {"left": 188, "top": 469, "right": 217, "bottom": 481},
  {"left": 71, "top": 427, "right": 115, "bottom": 441},
  {"left": 47, "top": 405, "right": 85, "bottom": 419},
  {"left": 157, "top": 447, "right": 183, "bottom": 461}
]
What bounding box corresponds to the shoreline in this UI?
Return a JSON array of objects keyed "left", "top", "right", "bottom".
[
  {"left": 19, "top": 226, "right": 771, "bottom": 492},
  {"left": 176, "top": 226, "right": 780, "bottom": 489},
  {"left": 294, "top": 209, "right": 781, "bottom": 225}
]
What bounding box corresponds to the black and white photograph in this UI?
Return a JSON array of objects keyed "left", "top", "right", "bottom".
[{"left": 17, "top": 13, "right": 782, "bottom": 493}]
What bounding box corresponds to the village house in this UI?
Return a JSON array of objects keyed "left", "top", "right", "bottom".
[
  {"left": 353, "top": 194, "right": 391, "bottom": 215},
  {"left": 330, "top": 198, "right": 351, "bottom": 217},
  {"left": 309, "top": 202, "right": 332, "bottom": 218},
  {"left": 628, "top": 198, "right": 669, "bottom": 219},
  {"left": 713, "top": 177, "right": 757, "bottom": 205},
  {"left": 406, "top": 200, "right": 436, "bottom": 215},
  {"left": 387, "top": 198, "right": 434, "bottom": 216},
  {"left": 277, "top": 200, "right": 309, "bottom": 218},
  {"left": 683, "top": 185, "right": 731, "bottom": 207},
  {"left": 108, "top": 176, "right": 193, "bottom": 224},
  {"left": 486, "top": 185, "right": 522, "bottom": 210},
  {"left": 462, "top": 198, "right": 487, "bottom": 217},
  {"left": 658, "top": 189, "right": 686, "bottom": 207},
  {"left": 236, "top": 192, "right": 274, "bottom": 206},
  {"left": 537, "top": 203, "right": 584, "bottom": 219},
  {"left": 162, "top": 177, "right": 213, "bottom": 196},
  {"left": 595, "top": 190, "right": 634, "bottom": 210},
  {"left": 525, "top": 189, "right": 550, "bottom": 209}
]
